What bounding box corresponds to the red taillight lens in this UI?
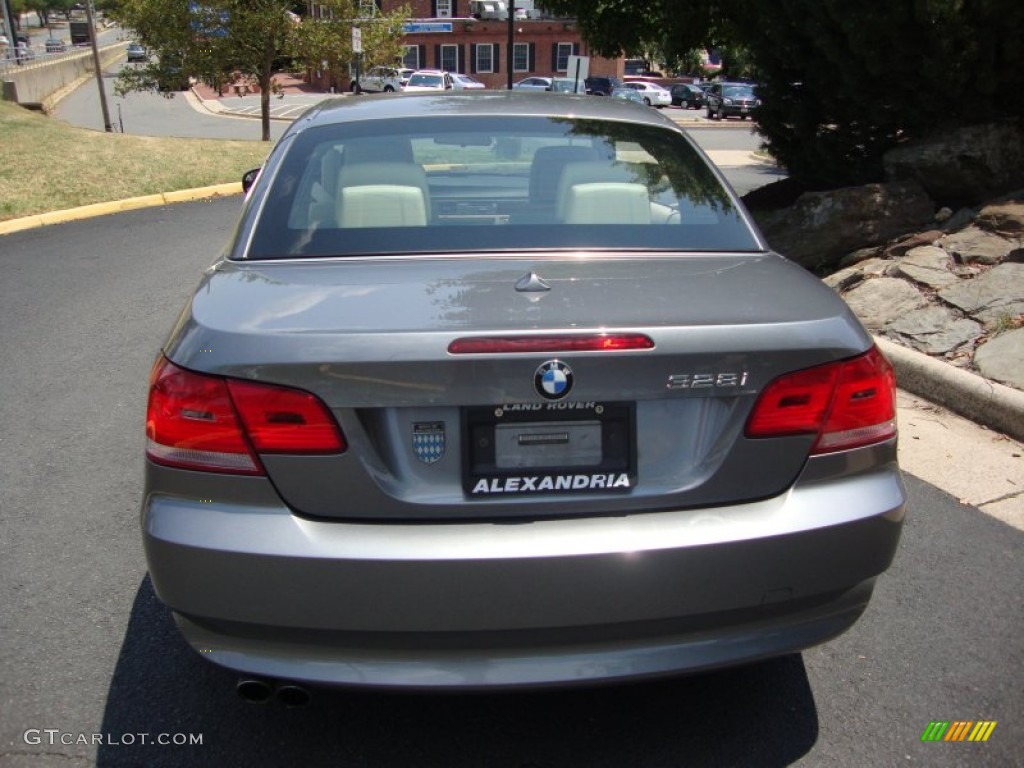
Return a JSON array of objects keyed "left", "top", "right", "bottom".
[
  {"left": 745, "top": 363, "right": 839, "bottom": 438},
  {"left": 745, "top": 347, "right": 896, "bottom": 454},
  {"left": 146, "top": 357, "right": 345, "bottom": 475},
  {"left": 226, "top": 379, "right": 345, "bottom": 454},
  {"left": 448, "top": 333, "right": 654, "bottom": 354},
  {"left": 815, "top": 347, "right": 897, "bottom": 453}
]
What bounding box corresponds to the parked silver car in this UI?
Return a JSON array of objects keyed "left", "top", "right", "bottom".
[
  {"left": 512, "top": 76, "right": 553, "bottom": 91},
  {"left": 143, "top": 92, "right": 905, "bottom": 699}
]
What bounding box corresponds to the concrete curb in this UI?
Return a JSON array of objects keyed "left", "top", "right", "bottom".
[
  {"left": 0, "top": 183, "right": 242, "bottom": 236},
  {"left": 876, "top": 336, "right": 1024, "bottom": 443}
]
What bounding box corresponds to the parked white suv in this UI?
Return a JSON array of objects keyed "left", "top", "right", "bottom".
[{"left": 357, "top": 66, "right": 404, "bottom": 93}]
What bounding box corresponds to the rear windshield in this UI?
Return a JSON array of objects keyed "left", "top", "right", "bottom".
[
  {"left": 722, "top": 86, "right": 756, "bottom": 99},
  {"left": 246, "top": 115, "right": 760, "bottom": 259}
]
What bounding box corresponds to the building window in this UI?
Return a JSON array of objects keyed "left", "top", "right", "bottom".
[
  {"left": 476, "top": 43, "right": 494, "bottom": 73},
  {"left": 358, "top": 0, "right": 379, "bottom": 17},
  {"left": 436, "top": 0, "right": 452, "bottom": 18},
  {"left": 556, "top": 42, "right": 573, "bottom": 72},
  {"left": 403, "top": 45, "right": 420, "bottom": 70},
  {"left": 440, "top": 44, "right": 459, "bottom": 72},
  {"left": 513, "top": 42, "right": 529, "bottom": 72}
]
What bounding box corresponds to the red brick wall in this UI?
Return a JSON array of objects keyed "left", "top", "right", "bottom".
[{"left": 306, "top": 2, "right": 624, "bottom": 90}]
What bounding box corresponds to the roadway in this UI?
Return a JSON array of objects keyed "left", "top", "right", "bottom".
[{"left": 0, "top": 200, "right": 1020, "bottom": 768}]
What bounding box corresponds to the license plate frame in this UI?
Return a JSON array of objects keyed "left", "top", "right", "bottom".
[{"left": 462, "top": 402, "right": 635, "bottom": 496}]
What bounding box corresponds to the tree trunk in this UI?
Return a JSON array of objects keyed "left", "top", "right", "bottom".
[
  {"left": 260, "top": 70, "right": 272, "bottom": 142},
  {"left": 260, "top": 38, "right": 276, "bottom": 142}
]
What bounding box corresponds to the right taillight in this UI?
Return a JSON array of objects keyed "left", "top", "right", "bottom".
[
  {"left": 145, "top": 356, "right": 345, "bottom": 475},
  {"left": 746, "top": 346, "right": 896, "bottom": 454}
]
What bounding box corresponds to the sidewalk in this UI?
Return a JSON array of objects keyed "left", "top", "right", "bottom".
[{"left": 189, "top": 72, "right": 337, "bottom": 121}]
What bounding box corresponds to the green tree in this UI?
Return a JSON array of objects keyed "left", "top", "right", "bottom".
[
  {"left": 113, "top": 0, "right": 301, "bottom": 140},
  {"left": 542, "top": 0, "right": 1024, "bottom": 191},
  {"left": 113, "top": 0, "right": 408, "bottom": 141},
  {"left": 290, "top": 0, "right": 410, "bottom": 93}
]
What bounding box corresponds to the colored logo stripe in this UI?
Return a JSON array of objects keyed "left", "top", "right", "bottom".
[
  {"left": 921, "top": 721, "right": 997, "bottom": 742},
  {"left": 969, "top": 721, "right": 997, "bottom": 742},
  {"left": 945, "top": 721, "right": 973, "bottom": 741}
]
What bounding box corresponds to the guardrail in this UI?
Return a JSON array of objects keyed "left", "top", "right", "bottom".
[
  {"left": 0, "top": 45, "right": 96, "bottom": 76},
  {"left": 1, "top": 42, "right": 127, "bottom": 107}
]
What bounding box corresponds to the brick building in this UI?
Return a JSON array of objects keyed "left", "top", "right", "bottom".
[{"left": 306, "top": 1, "right": 624, "bottom": 90}]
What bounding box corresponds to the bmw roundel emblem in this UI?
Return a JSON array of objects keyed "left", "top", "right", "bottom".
[{"left": 535, "top": 360, "right": 573, "bottom": 400}]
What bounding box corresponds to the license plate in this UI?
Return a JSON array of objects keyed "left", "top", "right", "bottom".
[
  {"left": 463, "top": 403, "right": 635, "bottom": 496},
  {"left": 495, "top": 421, "right": 602, "bottom": 468}
]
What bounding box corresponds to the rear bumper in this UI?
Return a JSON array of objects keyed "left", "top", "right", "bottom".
[{"left": 142, "top": 457, "right": 905, "bottom": 688}]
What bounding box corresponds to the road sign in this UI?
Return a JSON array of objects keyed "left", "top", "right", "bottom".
[
  {"left": 352, "top": 26, "right": 362, "bottom": 54},
  {"left": 566, "top": 55, "right": 590, "bottom": 93}
]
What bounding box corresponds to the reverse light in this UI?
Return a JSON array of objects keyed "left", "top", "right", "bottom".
[
  {"left": 448, "top": 333, "right": 654, "bottom": 354},
  {"left": 146, "top": 357, "right": 345, "bottom": 475},
  {"left": 745, "top": 346, "right": 896, "bottom": 454}
]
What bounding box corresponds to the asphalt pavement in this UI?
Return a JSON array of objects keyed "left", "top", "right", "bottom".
[{"left": 0, "top": 201, "right": 1020, "bottom": 766}]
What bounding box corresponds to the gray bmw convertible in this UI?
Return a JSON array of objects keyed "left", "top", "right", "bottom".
[{"left": 142, "top": 92, "right": 905, "bottom": 700}]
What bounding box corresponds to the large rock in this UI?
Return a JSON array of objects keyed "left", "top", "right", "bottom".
[
  {"left": 974, "top": 328, "right": 1024, "bottom": 389},
  {"left": 841, "top": 277, "right": 929, "bottom": 331},
  {"left": 939, "top": 263, "right": 1024, "bottom": 325},
  {"left": 882, "top": 229, "right": 944, "bottom": 259},
  {"left": 939, "top": 227, "right": 1024, "bottom": 265},
  {"left": 757, "top": 181, "right": 934, "bottom": 271},
  {"left": 975, "top": 201, "right": 1024, "bottom": 237},
  {"left": 896, "top": 246, "right": 959, "bottom": 289},
  {"left": 883, "top": 123, "right": 1024, "bottom": 206},
  {"left": 883, "top": 306, "right": 981, "bottom": 356}
]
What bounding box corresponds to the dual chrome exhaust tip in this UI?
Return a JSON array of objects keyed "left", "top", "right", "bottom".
[{"left": 236, "top": 679, "right": 311, "bottom": 708}]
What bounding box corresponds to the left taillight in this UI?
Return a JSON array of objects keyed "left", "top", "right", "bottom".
[
  {"left": 745, "top": 346, "right": 896, "bottom": 454},
  {"left": 145, "top": 356, "right": 345, "bottom": 475}
]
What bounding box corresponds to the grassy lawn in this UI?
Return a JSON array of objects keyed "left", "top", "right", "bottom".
[{"left": 0, "top": 101, "right": 271, "bottom": 222}]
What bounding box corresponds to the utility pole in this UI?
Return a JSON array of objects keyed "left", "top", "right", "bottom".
[
  {"left": 505, "top": 0, "right": 514, "bottom": 89},
  {"left": 2, "top": 0, "right": 15, "bottom": 51},
  {"left": 85, "top": 0, "right": 113, "bottom": 132}
]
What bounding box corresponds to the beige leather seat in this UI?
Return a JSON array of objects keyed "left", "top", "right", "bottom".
[
  {"left": 338, "top": 184, "right": 427, "bottom": 228},
  {"left": 555, "top": 161, "right": 651, "bottom": 223},
  {"left": 563, "top": 182, "right": 652, "bottom": 224},
  {"left": 529, "top": 145, "right": 600, "bottom": 208},
  {"left": 336, "top": 159, "right": 431, "bottom": 227}
]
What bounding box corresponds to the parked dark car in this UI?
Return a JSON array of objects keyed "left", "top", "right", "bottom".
[
  {"left": 670, "top": 83, "right": 705, "bottom": 109},
  {"left": 705, "top": 82, "right": 760, "bottom": 120},
  {"left": 142, "top": 91, "right": 905, "bottom": 698},
  {"left": 584, "top": 75, "right": 622, "bottom": 96}
]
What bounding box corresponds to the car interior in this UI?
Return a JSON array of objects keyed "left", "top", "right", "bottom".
[{"left": 251, "top": 119, "right": 756, "bottom": 258}]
